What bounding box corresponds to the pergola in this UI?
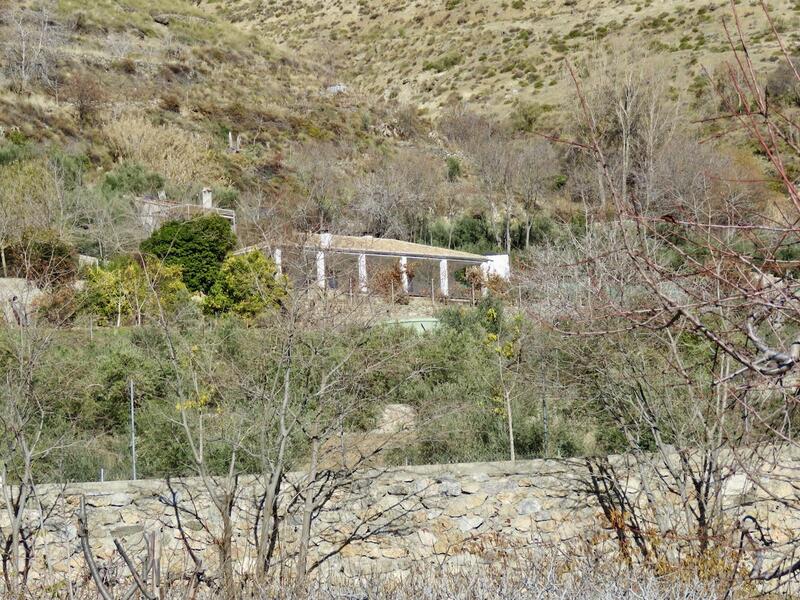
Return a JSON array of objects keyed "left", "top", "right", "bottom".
[{"left": 235, "top": 233, "right": 504, "bottom": 299}]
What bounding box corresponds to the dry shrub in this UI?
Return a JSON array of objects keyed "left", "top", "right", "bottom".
[
  {"left": 64, "top": 71, "right": 105, "bottom": 123},
  {"left": 393, "top": 103, "right": 425, "bottom": 139},
  {"left": 26, "top": 553, "right": 743, "bottom": 599},
  {"left": 371, "top": 263, "right": 415, "bottom": 304},
  {"left": 33, "top": 284, "right": 79, "bottom": 324},
  {"left": 159, "top": 93, "right": 181, "bottom": 113},
  {"left": 103, "top": 114, "right": 227, "bottom": 186},
  {"left": 114, "top": 57, "right": 137, "bottom": 74}
]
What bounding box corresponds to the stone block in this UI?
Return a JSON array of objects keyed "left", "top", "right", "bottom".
[
  {"left": 461, "top": 480, "right": 482, "bottom": 494},
  {"left": 456, "top": 515, "right": 484, "bottom": 531},
  {"left": 445, "top": 493, "right": 487, "bottom": 517},
  {"left": 516, "top": 498, "right": 541, "bottom": 515},
  {"left": 381, "top": 546, "right": 407, "bottom": 559},
  {"left": 440, "top": 480, "right": 462, "bottom": 497}
]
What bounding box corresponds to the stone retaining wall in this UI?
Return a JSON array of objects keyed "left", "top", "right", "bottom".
[{"left": 3, "top": 452, "right": 799, "bottom": 585}]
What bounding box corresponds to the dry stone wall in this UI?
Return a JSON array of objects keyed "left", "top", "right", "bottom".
[{"left": 3, "top": 452, "right": 799, "bottom": 584}]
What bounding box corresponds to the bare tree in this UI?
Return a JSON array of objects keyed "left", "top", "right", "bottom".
[
  {"left": 0, "top": 310, "right": 73, "bottom": 596},
  {"left": 514, "top": 140, "right": 559, "bottom": 249},
  {"left": 1, "top": 3, "right": 62, "bottom": 92},
  {"left": 524, "top": 1, "right": 800, "bottom": 588},
  {"left": 348, "top": 150, "right": 440, "bottom": 242}
]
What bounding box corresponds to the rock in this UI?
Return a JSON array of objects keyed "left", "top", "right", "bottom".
[
  {"left": 440, "top": 480, "right": 462, "bottom": 497},
  {"left": 107, "top": 493, "right": 132, "bottom": 507},
  {"left": 418, "top": 530, "right": 437, "bottom": 546},
  {"left": 374, "top": 404, "right": 416, "bottom": 434},
  {"left": 456, "top": 516, "right": 484, "bottom": 531},
  {"left": 516, "top": 498, "right": 541, "bottom": 515},
  {"left": 111, "top": 525, "right": 144, "bottom": 538},
  {"left": 461, "top": 480, "right": 482, "bottom": 494},
  {"left": 326, "top": 83, "right": 348, "bottom": 95},
  {"left": 387, "top": 483, "right": 410, "bottom": 496},
  {"left": 153, "top": 14, "right": 170, "bottom": 26},
  {"left": 381, "top": 546, "right": 407, "bottom": 559},
  {"left": 445, "top": 494, "right": 487, "bottom": 517},
  {"left": 510, "top": 516, "right": 532, "bottom": 532}
]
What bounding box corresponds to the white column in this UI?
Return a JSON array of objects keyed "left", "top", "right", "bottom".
[
  {"left": 316, "top": 251, "right": 326, "bottom": 289},
  {"left": 358, "top": 253, "right": 368, "bottom": 293},
  {"left": 399, "top": 256, "right": 409, "bottom": 293},
  {"left": 201, "top": 188, "right": 213, "bottom": 209},
  {"left": 272, "top": 248, "right": 282, "bottom": 275},
  {"left": 439, "top": 259, "right": 449, "bottom": 297},
  {"left": 480, "top": 261, "right": 490, "bottom": 297}
]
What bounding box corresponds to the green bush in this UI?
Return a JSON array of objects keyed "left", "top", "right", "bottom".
[
  {"left": 83, "top": 255, "right": 189, "bottom": 326},
  {"left": 448, "top": 215, "right": 501, "bottom": 254},
  {"left": 446, "top": 156, "right": 462, "bottom": 181},
  {"left": 211, "top": 186, "right": 240, "bottom": 209},
  {"left": 0, "top": 140, "right": 31, "bottom": 166},
  {"left": 204, "top": 251, "right": 287, "bottom": 317},
  {"left": 510, "top": 101, "right": 555, "bottom": 132},
  {"left": 102, "top": 162, "right": 165, "bottom": 197},
  {"left": 140, "top": 214, "right": 237, "bottom": 293},
  {"left": 49, "top": 149, "right": 89, "bottom": 191},
  {"left": 423, "top": 52, "right": 462, "bottom": 73}
]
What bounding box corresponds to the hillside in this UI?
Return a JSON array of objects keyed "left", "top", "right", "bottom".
[
  {"left": 0, "top": 0, "right": 417, "bottom": 243},
  {"left": 208, "top": 0, "right": 800, "bottom": 117}
]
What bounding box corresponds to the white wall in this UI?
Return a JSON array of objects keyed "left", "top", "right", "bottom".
[{"left": 482, "top": 254, "right": 511, "bottom": 280}]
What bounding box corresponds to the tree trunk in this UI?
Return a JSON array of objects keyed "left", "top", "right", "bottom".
[
  {"left": 219, "top": 495, "right": 235, "bottom": 600},
  {"left": 505, "top": 210, "right": 511, "bottom": 255},
  {"left": 525, "top": 215, "right": 532, "bottom": 250},
  {"left": 296, "top": 435, "right": 319, "bottom": 583},
  {"left": 505, "top": 389, "right": 515, "bottom": 462}
]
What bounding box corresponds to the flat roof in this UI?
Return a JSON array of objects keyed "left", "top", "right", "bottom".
[{"left": 236, "top": 233, "right": 488, "bottom": 263}]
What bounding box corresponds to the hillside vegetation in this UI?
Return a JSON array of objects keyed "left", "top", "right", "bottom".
[{"left": 210, "top": 0, "right": 800, "bottom": 116}]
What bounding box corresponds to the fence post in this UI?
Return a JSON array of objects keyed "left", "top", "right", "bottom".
[{"left": 130, "top": 379, "right": 137, "bottom": 481}]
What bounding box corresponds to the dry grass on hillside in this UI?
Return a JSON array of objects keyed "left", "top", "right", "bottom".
[{"left": 208, "top": 0, "right": 800, "bottom": 117}]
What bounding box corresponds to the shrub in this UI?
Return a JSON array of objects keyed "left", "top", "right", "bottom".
[
  {"left": 423, "top": 52, "right": 462, "bottom": 73},
  {"left": 64, "top": 71, "right": 106, "bottom": 123},
  {"left": 0, "top": 139, "right": 31, "bottom": 166},
  {"left": 204, "top": 251, "right": 287, "bottom": 317},
  {"left": 83, "top": 255, "right": 188, "bottom": 326},
  {"left": 140, "top": 214, "right": 237, "bottom": 293},
  {"left": 211, "top": 186, "right": 239, "bottom": 209},
  {"left": 114, "top": 57, "right": 137, "bottom": 74},
  {"left": 48, "top": 149, "right": 89, "bottom": 191},
  {"left": 431, "top": 215, "right": 501, "bottom": 254},
  {"left": 510, "top": 101, "right": 554, "bottom": 132},
  {"left": 370, "top": 263, "right": 415, "bottom": 303},
  {"left": 766, "top": 58, "right": 800, "bottom": 106},
  {"left": 393, "top": 104, "right": 424, "bottom": 138},
  {"left": 159, "top": 93, "right": 181, "bottom": 113},
  {"left": 5, "top": 228, "right": 78, "bottom": 289},
  {"left": 101, "top": 162, "right": 165, "bottom": 197},
  {"left": 34, "top": 285, "right": 79, "bottom": 325},
  {"left": 446, "top": 156, "right": 462, "bottom": 181}
]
